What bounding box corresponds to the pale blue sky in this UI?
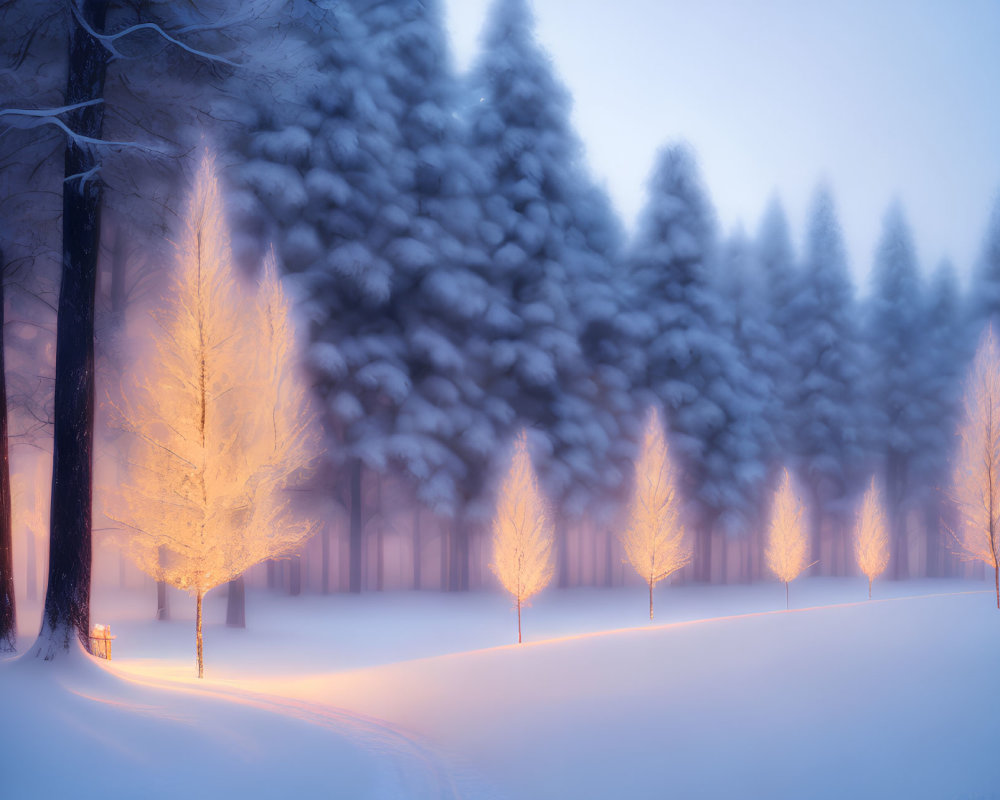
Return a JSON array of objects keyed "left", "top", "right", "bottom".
[{"left": 443, "top": 0, "right": 1000, "bottom": 289}]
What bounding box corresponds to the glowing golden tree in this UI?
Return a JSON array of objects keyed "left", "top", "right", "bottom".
[
  {"left": 766, "top": 469, "right": 810, "bottom": 609},
  {"left": 854, "top": 477, "right": 889, "bottom": 599},
  {"left": 110, "top": 151, "right": 317, "bottom": 677},
  {"left": 490, "top": 431, "right": 554, "bottom": 643},
  {"left": 952, "top": 324, "right": 1000, "bottom": 609},
  {"left": 621, "top": 408, "right": 691, "bottom": 620}
]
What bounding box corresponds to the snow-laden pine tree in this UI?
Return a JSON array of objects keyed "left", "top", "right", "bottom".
[
  {"left": 490, "top": 431, "right": 554, "bottom": 643},
  {"left": 854, "top": 477, "right": 889, "bottom": 599},
  {"left": 969, "top": 192, "right": 1000, "bottom": 332},
  {"left": 621, "top": 409, "right": 690, "bottom": 619},
  {"left": 109, "top": 153, "right": 318, "bottom": 677},
  {"left": 766, "top": 469, "right": 810, "bottom": 609},
  {"left": 865, "top": 203, "right": 925, "bottom": 579},
  {"left": 916, "top": 261, "right": 967, "bottom": 575},
  {"left": 756, "top": 198, "right": 800, "bottom": 459},
  {"left": 467, "top": 0, "right": 635, "bottom": 588},
  {"left": 952, "top": 324, "right": 1000, "bottom": 609},
  {"left": 785, "top": 187, "right": 866, "bottom": 575},
  {"left": 714, "top": 229, "right": 779, "bottom": 578},
  {"left": 627, "top": 144, "right": 764, "bottom": 581}
]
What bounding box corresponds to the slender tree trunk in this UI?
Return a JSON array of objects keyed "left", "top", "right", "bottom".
[
  {"left": 809, "top": 482, "right": 823, "bottom": 577},
  {"left": 439, "top": 521, "right": 449, "bottom": 591},
  {"left": 517, "top": 595, "right": 522, "bottom": 644},
  {"left": 226, "top": 576, "right": 245, "bottom": 628},
  {"left": 156, "top": 545, "right": 169, "bottom": 620},
  {"left": 697, "top": 527, "right": 712, "bottom": 583},
  {"left": 556, "top": 518, "right": 569, "bottom": 588},
  {"left": 604, "top": 530, "right": 613, "bottom": 588},
  {"left": 449, "top": 518, "right": 469, "bottom": 591},
  {"left": 289, "top": 555, "right": 301, "bottom": 596},
  {"left": 321, "top": 525, "right": 330, "bottom": 594},
  {"left": 785, "top": 580, "right": 789, "bottom": 610},
  {"left": 196, "top": 589, "right": 204, "bottom": 678},
  {"left": 266, "top": 559, "right": 276, "bottom": 589},
  {"left": 887, "top": 451, "right": 910, "bottom": 580},
  {"left": 34, "top": 0, "right": 108, "bottom": 659},
  {"left": 349, "top": 458, "right": 362, "bottom": 593},
  {"left": 156, "top": 579, "right": 169, "bottom": 621},
  {"left": 375, "top": 474, "right": 384, "bottom": 592},
  {"left": 412, "top": 507, "right": 421, "bottom": 590},
  {"left": 26, "top": 529, "right": 37, "bottom": 602},
  {"left": 648, "top": 578, "right": 654, "bottom": 621},
  {"left": 0, "top": 267, "right": 14, "bottom": 652}
]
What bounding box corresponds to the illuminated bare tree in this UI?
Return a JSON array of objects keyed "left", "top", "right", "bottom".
[
  {"left": 854, "top": 477, "right": 889, "bottom": 599},
  {"left": 490, "top": 431, "right": 554, "bottom": 644},
  {"left": 110, "top": 152, "right": 316, "bottom": 677},
  {"left": 952, "top": 324, "right": 1000, "bottom": 609},
  {"left": 227, "top": 247, "right": 318, "bottom": 628},
  {"left": 621, "top": 408, "right": 691, "bottom": 620},
  {"left": 766, "top": 469, "right": 811, "bottom": 609}
]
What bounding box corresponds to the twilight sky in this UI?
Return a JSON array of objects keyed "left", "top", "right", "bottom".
[{"left": 443, "top": 0, "right": 1000, "bottom": 289}]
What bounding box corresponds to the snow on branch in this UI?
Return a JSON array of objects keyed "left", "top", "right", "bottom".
[
  {"left": 71, "top": 3, "right": 239, "bottom": 67},
  {"left": 0, "top": 106, "right": 163, "bottom": 153}
]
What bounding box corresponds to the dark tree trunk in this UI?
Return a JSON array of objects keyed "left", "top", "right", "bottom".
[
  {"left": 266, "top": 559, "right": 276, "bottom": 589},
  {"left": 226, "top": 576, "right": 245, "bottom": 628},
  {"left": 195, "top": 590, "right": 204, "bottom": 678},
  {"left": 0, "top": 265, "right": 14, "bottom": 653},
  {"left": 321, "top": 525, "right": 330, "bottom": 594},
  {"left": 156, "top": 579, "right": 169, "bottom": 621},
  {"left": 808, "top": 482, "right": 824, "bottom": 577},
  {"left": 556, "top": 517, "right": 569, "bottom": 588},
  {"left": 34, "top": 0, "right": 108, "bottom": 659},
  {"left": 289, "top": 554, "right": 301, "bottom": 596},
  {"left": 349, "top": 458, "right": 363, "bottom": 593},
  {"left": 924, "top": 500, "right": 941, "bottom": 578},
  {"left": 887, "top": 450, "right": 910, "bottom": 580},
  {"left": 375, "top": 474, "right": 384, "bottom": 592},
  {"left": 696, "top": 525, "right": 712, "bottom": 583},
  {"left": 604, "top": 529, "right": 613, "bottom": 587},
  {"left": 26, "top": 527, "right": 37, "bottom": 602},
  {"left": 156, "top": 545, "right": 169, "bottom": 620},
  {"left": 448, "top": 518, "right": 469, "bottom": 591},
  {"left": 439, "top": 521, "right": 449, "bottom": 591},
  {"left": 412, "top": 507, "right": 421, "bottom": 590}
]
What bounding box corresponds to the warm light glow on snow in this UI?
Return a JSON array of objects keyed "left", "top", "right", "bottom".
[
  {"left": 107, "top": 151, "right": 320, "bottom": 676},
  {"left": 620, "top": 408, "right": 690, "bottom": 620},
  {"left": 766, "top": 469, "right": 810, "bottom": 608},
  {"left": 952, "top": 324, "right": 1000, "bottom": 608},
  {"left": 854, "top": 477, "right": 889, "bottom": 599},
  {"left": 490, "top": 431, "right": 555, "bottom": 643}
]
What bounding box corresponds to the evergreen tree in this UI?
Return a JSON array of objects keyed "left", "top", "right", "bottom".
[
  {"left": 786, "top": 187, "right": 865, "bottom": 574},
  {"left": 970, "top": 192, "right": 1000, "bottom": 331},
  {"left": 628, "top": 144, "right": 762, "bottom": 581},
  {"left": 467, "top": 0, "right": 632, "bottom": 586},
  {"left": 755, "top": 198, "right": 800, "bottom": 459},
  {"left": 865, "top": 203, "right": 924, "bottom": 579}
]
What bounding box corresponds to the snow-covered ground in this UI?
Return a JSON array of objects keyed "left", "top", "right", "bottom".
[{"left": 3, "top": 577, "right": 999, "bottom": 799}]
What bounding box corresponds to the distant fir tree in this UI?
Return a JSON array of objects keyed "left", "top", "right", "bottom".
[
  {"left": 786, "top": 187, "right": 866, "bottom": 575},
  {"left": 755, "top": 198, "right": 800, "bottom": 460},
  {"left": 916, "top": 261, "right": 967, "bottom": 575},
  {"left": 628, "top": 145, "right": 766, "bottom": 581},
  {"left": 970, "top": 192, "right": 1000, "bottom": 332},
  {"left": 467, "top": 0, "right": 633, "bottom": 587},
  {"left": 865, "top": 203, "right": 925, "bottom": 579}
]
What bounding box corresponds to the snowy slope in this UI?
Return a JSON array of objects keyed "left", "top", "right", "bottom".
[{"left": 3, "top": 578, "right": 998, "bottom": 799}]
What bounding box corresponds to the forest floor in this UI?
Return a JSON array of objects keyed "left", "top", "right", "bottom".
[{"left": 3, "top": 577, "right": 999, "bottom": 799}]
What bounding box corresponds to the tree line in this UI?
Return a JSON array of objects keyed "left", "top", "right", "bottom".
[{"left": 2, "top": 0, "right": 1000, "bottom": 661}]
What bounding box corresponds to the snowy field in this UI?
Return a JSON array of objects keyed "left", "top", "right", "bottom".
[{"left": 3, "top": 577, "right": 1000, "bottom": 799}]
